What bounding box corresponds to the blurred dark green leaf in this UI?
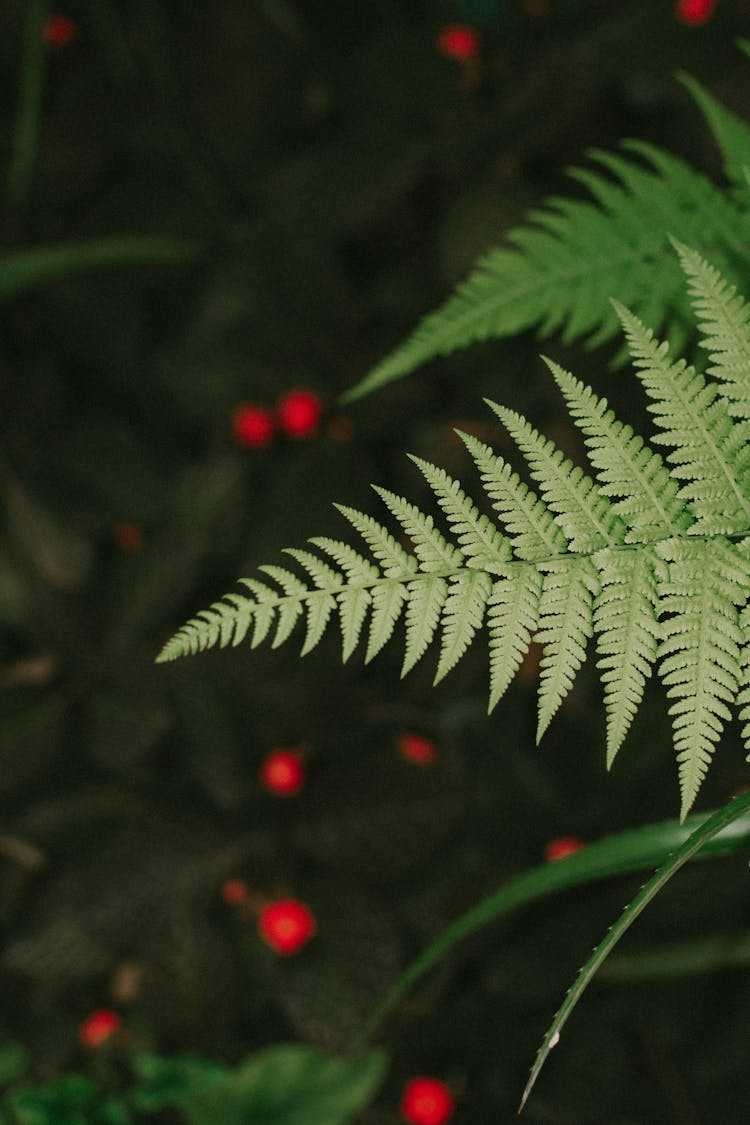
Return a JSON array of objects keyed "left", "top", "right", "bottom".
[
  {"left": 131, "top": 1053, "right": 228, "bottom": 1111},
  {"left": 182, "top": 1045, "right": 388, "bottom": 1125},
  {"left": 0, "top": 1043, "right": 29, "bottom": 1088},
  {"left": 0, "top": 238, "right": 204, "bottom": 302},
  {"left": 8, "top": 1074, "right": 131, "bottom": 1125}
]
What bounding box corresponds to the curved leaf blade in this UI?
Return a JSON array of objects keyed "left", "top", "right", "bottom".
[{"left": 520, "top": 788, "right": 750, "bottom": 1111}]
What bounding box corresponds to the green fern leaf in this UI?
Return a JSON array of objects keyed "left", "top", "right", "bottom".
[
  {"left": 372, "top": 488, "right": 463, "bottom": 572},
  {"left": 157, "top": 250, "right": 750, "bottom": 816},
  {"left": 257, "top": 565, "right": 307, "bottom": 648},
  {"left": 655, "top": 537, "right": 750, "bottom": 818},
  {"left": 366, "top": 581, "right": 408, "bottom": 664},
  {"left": 615, "top": 303, "right": 750, "bottom": 536},
  {"left": 458, "top": 431, "right": 566, "bottom": 559},
  {"left": 488, "top": 402, "right": 627, "bottom": 552},
  {"left": 282, "top": 549, "right": 340, "bottom": 656},
  {"left": 409, "top": 455, "right": 511, "bottom": 573},
  {"left": 402, "top": 576, "right": 448, "bottom": 677},
  {"left": 736, "top": 600, "right": 750, "bottom": 750},
  {"left": 434, "top": 570, "right": 493, "bottom": 684},
  {"left": 593, "top": 547, "right": 663, "bottom": 765},
  {"left": 487, "top": 565, "right": 542, "bottom": 712},
  {"left": 536, "top": 557, "right": 599, "bottom": 741},
  {"left": 333, "top": 505, "right": 417, "bottom": 578},
  {"left": 546, "top": 358, "right": 691, "bottom": 542},
  {"left": 675, "top": 242, "right": 750, "bottom": 420},
  {"left": 342, "top": 137, "right": 749, "bottom": 402},
  {"left": 307, "top": 538, "right": 380, "bottom": 660},
  {"left": 680, "top": 73, "right": 750, "bottom": 191}
]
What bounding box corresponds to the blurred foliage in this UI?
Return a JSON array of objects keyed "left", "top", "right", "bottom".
[
  {"left": 3, "top": 0, "right": 750, "bottom": 1121},
  {"left": 0, "top": 1042, "right": 385, "bottom": 1125}
]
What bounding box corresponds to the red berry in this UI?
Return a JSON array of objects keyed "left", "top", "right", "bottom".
[
  {"left": 78, "top": 1010, "right": 121, "bottom": 1049},
  {"left": 232, "top": 403, "right": 275, "bottom": 448},
  {"left": 397, "top": 733, "right": 438, "bottom": 766},
  {"left": 258, "top": 899, "right": 317, "bottom": 955},
  {"left": 113, "top": 521, "right": 144, "bottom": 552},
  {"left": 436, "top": 24, "right": 480, "bottom": 61},
  {"left": 277, "top": 388, "right": 322, "bottom": 439},
  {"left": 544, "top": 835, "right": 585, "bottom": 862},
  {"left": 260, "top": 749, "right": 305, "bottom": 796},
  {"left": 222, "top": 878, "right": 249, "bottom": 906},
  {"left": 675, "top": 0, "right": 715, "bottom": 25},
  {"left": 43, "top": 14, "right": 79, "bottom": 48},
  {"left": 400, "top": 1077, "right": 455, "bottom": 1125}
]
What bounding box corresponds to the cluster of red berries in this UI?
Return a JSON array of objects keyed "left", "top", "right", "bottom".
[
  {"left": 222, "top": 882, "right": 317, "bottom": 956},
  {"left": 232, "top": 388, "right": 321, "bottom": 449}
]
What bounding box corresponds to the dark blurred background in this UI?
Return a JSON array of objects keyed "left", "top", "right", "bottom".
[{"left": 2, "top": 1, "right": 750, "bottom": 1121}]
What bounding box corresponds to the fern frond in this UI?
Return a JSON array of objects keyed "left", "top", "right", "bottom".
[
  {"left": 535, "top": 557, "right": 599, "bottom": 742},
  {"left": 342, "top": 138, "right": 750, "bottom": 402},
  {"left": 488, "top": 402, "right": 627, "bottom": 552},
  {"left": 615, "top": 304, "right": 750, "bottom": 536},
  {"left": 372, "top": 487, "right": 464, "bottom": 572},
  {"left": 655, "top": 537, "right": 750, "bottom": 818},
  {"left": 593, "top": 547, "right": 663, "bottom": 766},
  {"left": 402, "top": 576, "right": 448, "bottom": 677},
  {"left": 458, "top": 431, "right": 567, "bottom": 559},
  {"left": 675, "top": 242, "right": 750, "bottom": 420},
  {"left": 486, "top": 566, "right": 542, "bottom": 712},
  {"left": 159, "top": 252, "right": 750, "bottom": 816},
  {"left": 257, "top": 566, "right": 307, "bottom": 648},
  {"left": 366, "top": 581, "right": 408, "bottom": 664},
  {"left": 279, "top": 552, "right": 338, "bottom": 656},
  {"left": 736, "top": 601, "right": 750, "bottom": 749},
  {"left": 333, "top": 505, "right": 417, "bottom": 578},
  {"left": 408, "top": 456, "right": 511, "bottom": 573},
  {"left": 435, "top": 570, "right": 493, "bottom": 684},
  {"left": 545, "top": 357, "right": 692, "bottom": 543},
  {"left": 680, "top": 73, "right": 750, "bottom": 192}
]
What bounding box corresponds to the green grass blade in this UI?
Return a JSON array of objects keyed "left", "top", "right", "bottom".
[
  {"left": 7, "top": 0, "right": 49, "bottom": 235},
  {"left": 0, "top": 236, "right": 204, "bottom": 301},
  {"left": 520, "top": 788, "right": 750, "bottom": 1112},
  {"left": 364, "top": 795, "right": 750, "bottom": 1040}
]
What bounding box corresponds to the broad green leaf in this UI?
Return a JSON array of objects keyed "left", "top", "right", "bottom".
[
  {"left": 132, "top": 1053, "right": 228, "bottom": 1111},
  {"left": 182, "top": 1045, "right": 387, "bottom": 1125}
]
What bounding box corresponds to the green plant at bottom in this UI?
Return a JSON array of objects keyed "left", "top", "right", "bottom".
[{"left": 0, "top": 1042, "right": 386, "bottom": 1125}]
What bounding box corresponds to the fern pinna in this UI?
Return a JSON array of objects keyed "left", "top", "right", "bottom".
[{"left": 159, "top": 247, "right": 750, "bottom": 819}]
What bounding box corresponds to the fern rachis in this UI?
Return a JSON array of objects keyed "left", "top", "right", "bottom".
[{"left": 158, "top": 250, "right": 750, "bottom": 819}]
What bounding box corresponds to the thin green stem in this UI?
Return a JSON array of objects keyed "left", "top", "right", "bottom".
[
  {"left": 6, "top": 0, "right": 50, "bottom": 239},
  {"left": 520, "top": 787, "right": 750, "bottom": 1111},
  {"left": 362, "top": 796, "right": 750, "bottom": 1043}
]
